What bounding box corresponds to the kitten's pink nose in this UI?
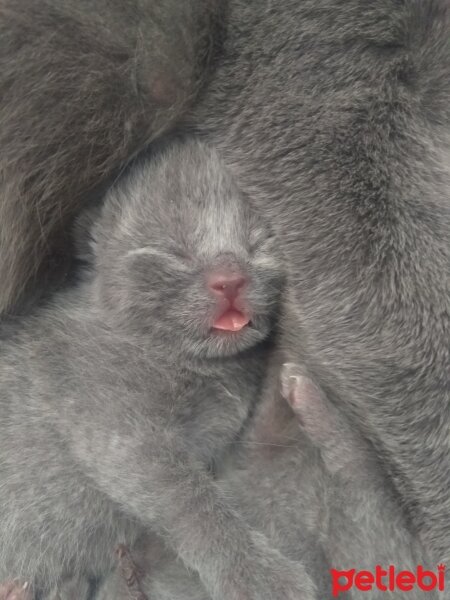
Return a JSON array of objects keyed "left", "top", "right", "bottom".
[{"left": 208, "top": 272, "right": 247, "bottom": 301}]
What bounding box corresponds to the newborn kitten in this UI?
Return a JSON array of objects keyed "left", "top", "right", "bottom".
[
  {"left": 100, "top": 360, "right": 439, "bottom": 600},
  {"left": 0, "top": 138, "right": 316, "bottom": 600}
]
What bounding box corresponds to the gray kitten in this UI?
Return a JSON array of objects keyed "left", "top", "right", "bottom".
[
  {"left": 0, "top": 138, "right": 317, "bottom": 600},
  {"left": 1, "top": 0, "right": 449, "bottom": 564},
  {"left": 99, "top": 361, "right": 441, "bottom": 599}
]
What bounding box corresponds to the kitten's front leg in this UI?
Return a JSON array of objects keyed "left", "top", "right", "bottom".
[{"left": 69, "top": 420, "right": 317, "bottom": 600}]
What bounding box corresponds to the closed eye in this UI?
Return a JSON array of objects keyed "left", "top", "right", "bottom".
[{"left": 126, "top": 246, "right": 193, "bottom": 272}]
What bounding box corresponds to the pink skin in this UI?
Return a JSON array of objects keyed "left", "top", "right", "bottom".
[
  {"left": 281, "top": 363, "right": 327, "bottom": 434},
  {"left": 0, "top": 582, "right": 32, "bottom": 600},
  {"left": 281, "top": 364, "right": 318, "bottom": 413},
  {"left": 207, "top": 268, "right": 251, "bottom": 332}
]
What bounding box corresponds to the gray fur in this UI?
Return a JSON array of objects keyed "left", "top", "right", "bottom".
[
  {"left": 1, "top": 0, "right": 449, "bottom": 581},
  {"left": 0, "top": 139, "right": 316, "bottom": 600},
  {"left": 0, "top": 0, "right": 222, "bottom": 313},
  {"left": 98, "top": 361, "right": 440, "bottom": 599},
  {"left": 189, "top": 0, "right": 450, "bottom": 561}
]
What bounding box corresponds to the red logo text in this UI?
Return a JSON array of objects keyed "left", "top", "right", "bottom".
[{"left": 330, "top": 565, "right": 446, "bottom": 597}]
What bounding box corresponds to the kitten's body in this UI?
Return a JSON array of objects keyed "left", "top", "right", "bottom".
[
  {"left": 1, "top": 0, "right": 449, "bottom": 576},
  {"left": 98, "top": 361, "right": 439, "bottom": 599},
  {"left": 0, "top": 140, "right": 315, "bottom": 600}
]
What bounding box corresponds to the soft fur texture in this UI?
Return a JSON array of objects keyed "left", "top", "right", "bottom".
[
  {"left": 1, "top": 0, "right": 449, "bottom": 585},
  {"left": 0, "top": 139, "right": 318, "bottom": 600},
  {"left": 96, "top": 362, "right": 439, "bottom": 599},
  {"left": 188, "top": 0, "right": 450, "bottom": 561},
  {"left": 0, "top": 0, "right": 222, "bottom": 312}
]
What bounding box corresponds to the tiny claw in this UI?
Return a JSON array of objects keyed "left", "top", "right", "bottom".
[
  {"left": 281, "top": 363, "right": 309, "bottom": 411},
  {"left": 280, "top": 363, "right": 300, "bottom": 400}
]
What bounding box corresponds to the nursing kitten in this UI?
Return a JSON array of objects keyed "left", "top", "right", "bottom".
[
  {"left": 0, "top": 138, "right": 316, "bottom": 600},
  {"left": 1, "top": 0, "right": 449, "bottom": 562}
]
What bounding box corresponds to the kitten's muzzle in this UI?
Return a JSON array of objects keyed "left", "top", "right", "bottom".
[{"left": 206, "top": 267, "right": 251, "bottom": 332}]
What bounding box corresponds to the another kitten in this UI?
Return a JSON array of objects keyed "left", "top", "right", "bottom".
[{"left": 0, "top": 138, "right": 315, "bottom": 600}]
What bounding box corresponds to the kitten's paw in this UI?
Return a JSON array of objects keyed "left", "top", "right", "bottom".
[
  {"left": 280, "top": 363, "right": 329, "bottom": 438},
  {"left": 280, "top": 363, "right": 375, "bottom": 479},
  {"left": 0, "top": 581, "right": 32, "bottom": 600}
]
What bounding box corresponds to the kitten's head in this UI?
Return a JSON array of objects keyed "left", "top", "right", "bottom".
[{"left": 85, "top": 138, "right": 284, "bottom": 359}]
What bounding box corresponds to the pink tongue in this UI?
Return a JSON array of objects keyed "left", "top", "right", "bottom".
[{"left": 213, "top": 309, "right": 250, "bottom": 332}]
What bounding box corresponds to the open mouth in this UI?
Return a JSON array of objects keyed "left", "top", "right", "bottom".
[{"left": 211, "top": 309, "right": 251, "bottom": 333}]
